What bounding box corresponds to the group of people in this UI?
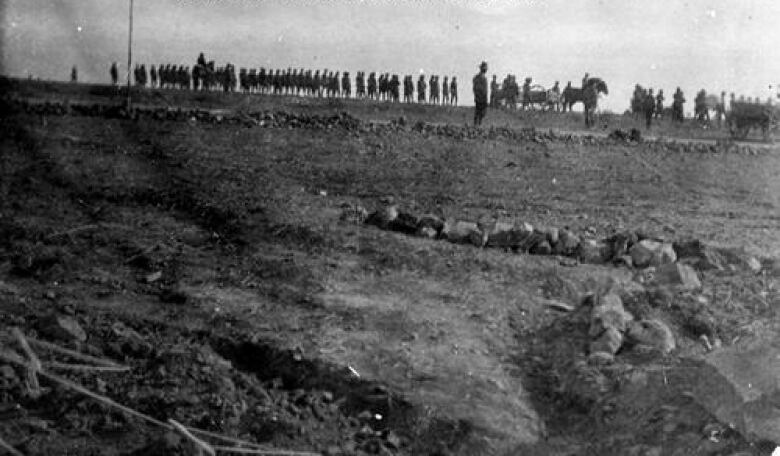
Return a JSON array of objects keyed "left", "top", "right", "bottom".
[
  {"left": 631, "top": 85, "right": 687, "bottom": 128},
  {"left": 109, "top": 53, "right": 461, "bottom": 105}
]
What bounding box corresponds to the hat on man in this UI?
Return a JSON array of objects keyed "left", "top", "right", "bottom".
[{"left": 479, "top": 61, "right": 488, "bottom": 70}]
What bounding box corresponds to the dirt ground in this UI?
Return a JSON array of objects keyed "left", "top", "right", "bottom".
[{"left": 1, "top": 80, "right": 779, "bottom": 455}]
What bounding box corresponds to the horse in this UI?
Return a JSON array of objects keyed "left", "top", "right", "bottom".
[{"left": 582, "top": 78, "right": 608, "bottom": 127}]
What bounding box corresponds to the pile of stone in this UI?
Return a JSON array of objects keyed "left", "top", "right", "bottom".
[
  {"left": 587, "top": 289, "right": 676, "bottom": 364},
  {"left": 361, "top": 203, "right": 701, "bottom": 272}
]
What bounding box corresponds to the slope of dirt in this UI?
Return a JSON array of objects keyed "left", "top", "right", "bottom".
[{"left": 1, "top": 84, "right": 779, "bottom": 455}]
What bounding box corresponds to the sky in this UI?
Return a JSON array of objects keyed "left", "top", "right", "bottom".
[{"left": 1, "top": 0, "right": 779, "bottom": 113}]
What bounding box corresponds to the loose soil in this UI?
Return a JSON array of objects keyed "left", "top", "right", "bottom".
[{"left": 1, "top": 80, "right": 779, "bottom": 455}]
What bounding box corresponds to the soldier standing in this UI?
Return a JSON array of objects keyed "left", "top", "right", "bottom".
[
  {"left": 672, "top": 87, "right": 685, "bottom": 123},
  {"left": 71, "top": 65, "right": 78, "bottom": 83},
  {"left": 473, "top": 61, "right": 488, "bottom": 126},
  {"left": 644, "top": 88, "right": 655, "bottom": 129},
  {"left": 442, "top": 76, "right": 449, "bottom": 105},
  {"left": 417, "top": 75, "right": 426, "bottom": 103},
  {"left": 655, "top": 89, "right": 664, "bottom": 119},
  {"left": 450, "top": 77, "right": 458, "bottom": 105},
  {"left": 430, "top": 75, "right": 439, "bottom": 104},
  {"left": 490, "top": 75, "right": 499, "bottom": 107},
  {"left": 110, "top": 62, "right": 118, "bottom": 85}
]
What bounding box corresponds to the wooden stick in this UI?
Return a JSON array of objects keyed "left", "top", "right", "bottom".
[
  {"left": 45, "top": 224, "right": 99, "bottom": 240},
  {"left": 25, "top": 337, "right": 124, "bottom": 367},
  {"left": 211, "top": 446, "right": 321, "bottom": 456},
  {"left": 12, "top": 328, "right": 41, "bottom": 398},
  {"left": 168, "top": 419, "right": 216, "bottom": 456},
  {"left": 185, "top": 427, "right": 268, "bottom": 450},
  {"left": 45, "top": 361, "right": 130, "bottom": 373},
  {"left": 0, "top": 435, "right": 25, "bottom": 456}
]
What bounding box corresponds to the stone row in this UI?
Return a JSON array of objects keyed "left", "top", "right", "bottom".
[
  {"left": 3, "top": 97, "right": 766, "bottom": 155},
  {"left": 354, "top": 203, "right": 708, "bottom": 274}
]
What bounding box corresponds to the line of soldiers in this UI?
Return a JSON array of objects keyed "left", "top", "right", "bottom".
[{"left": 112, "top": 55, "right": 459, "bottom": 104}]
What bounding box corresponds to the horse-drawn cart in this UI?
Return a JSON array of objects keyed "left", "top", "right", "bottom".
[{"left": 726, "top": 102, "right": 778, "bottom": 141}]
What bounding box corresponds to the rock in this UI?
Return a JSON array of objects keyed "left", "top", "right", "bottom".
[
  {"left": 485, "top": 221, "right": 520, "bottom": 249},
  {"left": 111, "top": 322, "right": 153, "bottom": 357},
  {"left": 577, "top": 239, "right": 612, "bottom": 264},
  {"left": 365, "top": 205, "right": 398, "bottom": 229},
  {"left": 630, "top": 240, "right": 676, "bottom": 268},
  {"left": 746, "top": 256, "right": 762, "bottom": 274},
  {"left": 144, "top": 271, "right": 163, "bottom": 283},
  {"left": 38, "top": 314, "right": 87, "bottom": 342},
  {"left": 590, "top": 327, "right": 624, "bottom": 355},
  {"left": 673, "top": 239, "right": 724, "bottom": 270},
  {"left": 441, "top": 220, "right": 487, "bottom": 247},
  {"left": 628, "top": 243, "right": 653, "bottom": 268},
  {"left": 654, "top": 263, "right": 702, "bottom": 290},
  {"left": 544, "top": 227, "right": 560, "bottom": 246},
  {"left": 608, "top": 231, "right": 638, "bottom": 258},
  {"left": 417, "top": 214, "right": 445, "bottom": 234},
  {"left": 625, "top": 319, "right": 676, "bottom": 354},
  {"left": 692, "top": 337, "right": 780, "bottom": 444},
  {"left": 529, "top": 240, "right": 552, "bottom": 255},
  {"left": 589, "top": 292, "right": 633, "bottom": 336},
  {"left": 553, "top": 228, "right": 581, "bottom": 255},
  {"left": 387, "top": 211, "right": 419, "bottom": 235},
  {"left": 416, "top": 226, "right": 438, "bottom": 239},
  {"left": 588, "top": 351, "right": 615, "bottom": 366}
]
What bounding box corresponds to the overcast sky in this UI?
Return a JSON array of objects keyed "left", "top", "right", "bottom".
[{"left": 2, "top": 0, "right": 779, "bottom": 112}]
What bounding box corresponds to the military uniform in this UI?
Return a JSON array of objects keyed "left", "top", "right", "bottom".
[
  {"left": 450, "top": 77, "right": 458, "bottom": 105},
  {"left": 473, "top": 62, "right": 488, "bottom": 126}
]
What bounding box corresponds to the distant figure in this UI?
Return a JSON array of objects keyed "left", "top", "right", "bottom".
[
  {"left": 644, "top": 88, "right": 655, "bottom": 129},
  {"left": 672, "top": 87, "right": 685, "bottom": 123},
  {"left": 110, "top": 62, "right": 118, "bottom": 85},
  {"left": 417, "top": 75, "right": 426, "bottom": 103},
  {"left": 473, "top": 61, "right": 488, "bottom": 126},
  {"left": 450, "top": 77, "right": 458, "bottom": 105},
  {"left": 655, "top": 89, "right": 664, "bottom": 119},
  {"left": 150, "top": 65, "right": 157, "bottom": 88},
  {"left": 490, "top": 75, "right": 499, "bottom": 107},
  {"left": 71, "top": 65, "right": 78, "bottom": 83},
  {"left": 582, "top": 72, "right": 590, "bottom": 90},
  {"left": 442, "top": 76, "right": 449, "bottom": 105}
]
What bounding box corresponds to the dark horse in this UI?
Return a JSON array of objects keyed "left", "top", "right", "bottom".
[{"left": 561, "top": 78, "right": 609, "bottom": 127}]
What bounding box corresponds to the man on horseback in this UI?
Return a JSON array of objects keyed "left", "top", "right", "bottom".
[{"left": 473, "top": 61, "right": 489, "bottom": 126}]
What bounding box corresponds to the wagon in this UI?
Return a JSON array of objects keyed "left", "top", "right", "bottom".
[{"left": 726, "top": 102, "right": 778, "bottom": 141}]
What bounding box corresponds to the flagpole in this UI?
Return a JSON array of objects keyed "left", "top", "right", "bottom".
[{"left": 126, "top": 0, "right": 133, "bottom": 110}]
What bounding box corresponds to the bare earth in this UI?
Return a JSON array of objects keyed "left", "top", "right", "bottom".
[{"left": 1, "top": 80, "right": 779, "bottom": 456}]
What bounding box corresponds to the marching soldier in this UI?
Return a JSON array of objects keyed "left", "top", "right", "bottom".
[
  {"left": 417, "top": 75, "right": 427, "bottom": 103},
  {"left": 110, "top": 62, "right": 118, "bottom": 85},
  {"left": 473, "top": 61, "right": 488, "bottom": 126},
  {"left": 644, "top": 88, "right": 655, "bottom": 129},
  {"left": 672, "top": 87, "right": 685, "bottom": 123},
  {"left": 71, "top": 65, "right": 78, "bottom": 83},
  {"left": 442, "top": 76, "right": 449, "bottom": 104},
  {"left": 450, "top": 77, "right": 458, "bottom": 105},
  {"left": 490, "top": 75, "right": 499, "bottom": 107},
  {"left": 655, "top": 89, "right": 664, "bottom": 119}
]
